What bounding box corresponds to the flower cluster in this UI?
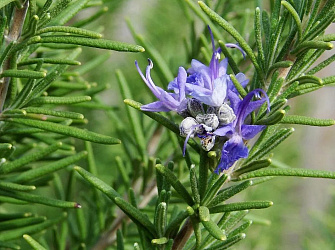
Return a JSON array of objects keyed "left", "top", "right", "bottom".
[{"left": 135, "top": 28, "right": 269, "bottom": 173}]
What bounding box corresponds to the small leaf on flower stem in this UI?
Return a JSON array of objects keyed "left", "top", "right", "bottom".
[
  {"left": 204, "top": 233, "right": 246, "bottom": 250},
  {"left": 208, "top": 180, "right": 253, "bottom": 208},
  {"left": 200, "top": 206, "right": 226, "bottom": 241},
  {"left": 0, "top": 213, "right": 66, "bottom": 241},
  {"left": 209, "top": 201, "right": 273, "bottom": 213},
  {"left": 291, "top": 41, "right": 333, "bottom": 54},
  {"left": 151, "top": 237, "right": 168, "bottom": 245},
  {"left": 155, "top": 202, "right": 167, "bottom": 238},
  {"left": 201, "top": 174, "right": 228, "bottom": 206},
  {"left": 233, "top": 159, "right": 272, "bottom": 177},
  {"left": 7, "top": 118, "right": 121, "bottom": 144},
  {"left": 227, "top": 220, "right": 252, "bottom": 238},
  {"left": 247, "top": 128, "right": 294, "bottom": 162},
  {"left": 280, "top": 115, "right": 335, "bottom": 126},
  {"left": 165, "top": 210, "right": 189, "bottom": 237},
  {"left": 255, "top": 110, "right": 286, "bottom": 125},
  {"left": 190, "top": 165, "right": 200, "bottom": 204},
  {"left": 237, "top": 168, "right": 335, "bottom": 180},
  {"left": 23, "top": 234, "right": 47, "bottom": 250},
  {"left": 155, "top": 164, "right": 194, "bottom": 206},
  {"left": 281, "top": 1, "right": 302, "bottom": 42}
]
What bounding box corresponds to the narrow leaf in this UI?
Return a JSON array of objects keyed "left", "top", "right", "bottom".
[
  {"left": 28, "top": 96, "right": 91, "bottom": 105},
  {"left": 0, "top": 213, "right": 66, "bottom": 241},
  {"left": 209, "top": 201, "right": 273, "bottom": 213},
  {"left": 0, "top": 190, "right": 80, "bottom": 208},
  {"left": 156, "top": 164, "right": 194, "bottom": 206},
  {"left": 114, "top": 197, "right": 156, "bottom": 237},
  {"left": 201, "top": 174, "right": 228, "bottom": 206},
  {"left": 280, "top": 115, "right": 335, "bottom": 126},
  {"left": 238, "top": 168, "right": 335, "bottom": 180},
  {"left": 7, "top": 118, "right": 121, "bottom": 144},
  {"left": 23, "top": 234, "right": 47, "bottom": 250},
  {"left": 204, "top": 233, "right": 246, "bottom": 250},
  {"left": 0, "top": 217, "right": 45, "bottom": 231},
  {"left": 1, "top": 70, "right": 46, "bottom": 79},
  {"left": 35, "top": 36, "right": 144, "bottom": 52},
  {"left": 0, "top": 142, "right": 62, "bottom": 174},
  {"left": 36, "top": 26, "right": 102, "bottom": 38},
  {"left": 11, "top": 151, "right": 87, "bottom": 183}
]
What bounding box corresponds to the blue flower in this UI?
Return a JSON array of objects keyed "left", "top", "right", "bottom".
[
  {"left": 214, "top": 89, "right": 270, "bottom": 173},
  {"left": 168, "top": 26, "right": 245, "bottom": 107},
  {"left": 135, "top": 59, "right": 188, "bottom": 113}
]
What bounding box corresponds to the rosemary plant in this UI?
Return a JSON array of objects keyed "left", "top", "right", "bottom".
[{"left": 0, "top": 0, "right": 335, "bottom": 249}]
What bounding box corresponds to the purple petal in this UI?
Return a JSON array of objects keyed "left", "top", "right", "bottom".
[
  {"left": 241, "top": 124, "right": 265, "bottom": 140},
  {"left": 213, "top": 125, "right": 233, "bottom": 137},
  {"left": 218, "top": 58, "right": 228, "bottom": 77},
  {"left": 141, "top": 101, "right": 171, "bottom": 112},
  {"left": 215, "top": 134, "right": 248, "bottom": 173},
  {"left": 177, "top": 67, "right": 187, "bottom": 102},
  {"left": 225, "top": 43, "right": 246, "bottom": 58}
]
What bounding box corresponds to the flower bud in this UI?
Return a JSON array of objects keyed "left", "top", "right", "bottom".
[
  {"left": 187, "top": 98, "right": 204, "bottom": 117},
  {"left": 179, "top": 117, "right": 198, "bottom": 137},
  {"left": 196, "top": 114, "right": 219, "bottom": 130},
  {"left": 217, "top": 103, "right": 236, "bottom": 125}
]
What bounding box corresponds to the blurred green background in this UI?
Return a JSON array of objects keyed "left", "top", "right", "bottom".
[{"left": 72, "top": 0, "right": 335, "bottom": 249}]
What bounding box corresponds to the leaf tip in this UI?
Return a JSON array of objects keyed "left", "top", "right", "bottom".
[{"left": 75, "top": 203, "right": 82, "bottom": 208}]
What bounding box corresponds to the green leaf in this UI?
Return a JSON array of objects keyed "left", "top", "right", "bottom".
[
  {"left": 281, "top": 1, "right": 302, "bottom": 42},
  {"left": 208, "top": 180, "right": 253, "bottom": 208},
  {"left": 255, "top": 110, "right": 286, "bottom": 125},
  {"left": 155, "top": 202, "right": 167, "bottom": 238},
  {"left": 0, "top": 213, "right": 66, "bottom": 241},
  {"left": 114, "top": 197, "right": 156, "bottom": 237},
  {"left": 280, "top": 115, "right": 335, "bottom": 126},
  {"left": 198, "top": 1, "right": 264, "bottom": 83},
  {"left": 1, "top": 70, "right": 46, "bottom": 79},
  {"left": 7, "top": 118, "right": 121, "bottom": 144},
  {"left": 0, "top": 142, "right": 61, "bottom": 174},
  {"left": 233, "top": 159, "right": 272, "bottom": 177},
  {"left": 34, "top": 36, "right": 144, "bottom": 52},
  {"left": 23, "top": 234, "right": 47, "bottom": 250},
  {"left": 291, "top": 41, "right": 333, "bottom": 54},
  {"left": 209, "top": 201, "right": 273, "bottom": 213},
  {"left": 0, "top": 190, "right": 80, "bottom": 208},
  {"left": 200, "top": 206, "right": 226, "bottom": 241},
  {"left": 74, "top": 166, "right": 121, "bottom": 200},
  {"left": 0, "top": 143, "right": 14, "bottom": 158},
  {"left": 238, "top": 168, "right": 335, "bottom": 180},
  {"left": 36, "top": 26, "right": 102, "bottom": 38},
  {"left": 165, "top": 210, "right": 188, "bottom": 237},
  {"left": 204, "top": 233, "right": 246, "bottom": 250},
  {"left": 201, "top": 174, "right": 228, "bottom": 206},
  {"left": 18, "top": 58, "right": 81, "bottom": 66},
  {"left": 11, "top": 151, "right": 87, "bottom": 183},
  {"left": 0, "top": 217, "right": 45, "bottom": 231},
  {"left": 190, "top": 165, "right": 200, "bottom": 204},
  {"left": 24, "top": 107, "right": 84, "bottom": 119},
  {"left": 254, "top": 7, "right": 265, "bottom": 71},
  {"left": 28, "top": 96, "right": 91, "bottom": 105},
  {"left": 0, "top": 181, "right": 35, "bottom": 191},
  {"left": 155, "top": 164, "right": 194, "bottom": 206},
  {"left": 229, "top": 74, "right": 247, "bottom": 97}
]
